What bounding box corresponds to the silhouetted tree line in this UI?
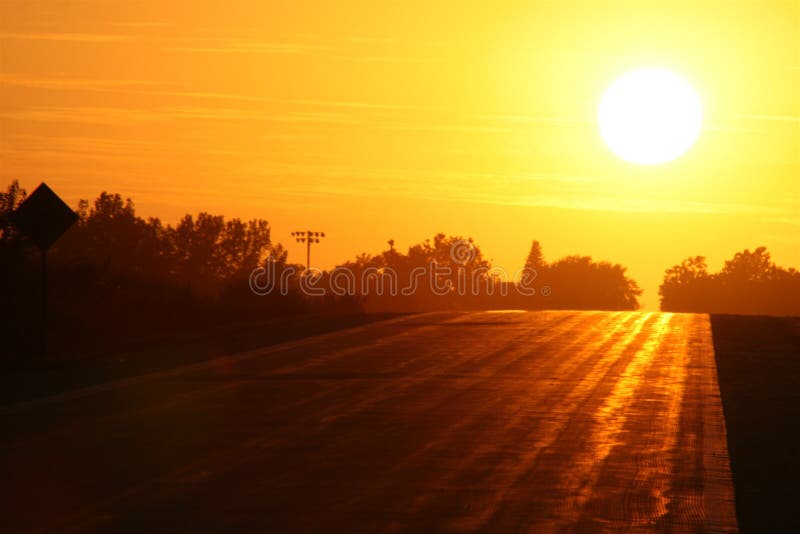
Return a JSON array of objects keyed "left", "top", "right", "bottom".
[
  {"left": 334, "top": 238, "right": 641, "bottom": 312},
  {"left": 659, "top": 247, "right": 800, "bottom": 315},
  {"left": 522, "top": 241, "right": 642, "bottom": 310},
  {"left": 0, "top": 180, "right": 356, "bottom": 361},
  {"left": 2, "top": 180, "right": 642, "bottom": 361}
]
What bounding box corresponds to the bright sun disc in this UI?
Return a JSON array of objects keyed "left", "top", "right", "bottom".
[{"left": 598, "top": 68, "right": 702, "bottom": 165}]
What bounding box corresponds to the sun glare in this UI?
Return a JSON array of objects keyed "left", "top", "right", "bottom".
[{"left": 598, "top": 68, "right": 703, "bottom": 165}]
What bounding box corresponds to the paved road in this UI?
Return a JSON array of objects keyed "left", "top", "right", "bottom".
[{"left": 0, "top": 311, "right": 738, "bottom": 532}]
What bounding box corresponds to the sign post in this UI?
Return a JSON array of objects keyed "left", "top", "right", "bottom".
[{"left": 11, "top": 183, "right": 79, "bottom": 356}]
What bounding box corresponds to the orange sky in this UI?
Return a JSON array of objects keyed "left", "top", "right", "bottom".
[{"left": 1, "top": 1, "right": 798, "bottom": 308}]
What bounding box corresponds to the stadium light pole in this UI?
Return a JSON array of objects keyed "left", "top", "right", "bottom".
[{"left": 291, "top": 230, "right": 326, "bottom": 271}]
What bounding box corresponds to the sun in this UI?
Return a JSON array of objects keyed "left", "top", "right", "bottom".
[{"left": 598, "top": 68, "right": 703, "bottom": 165}]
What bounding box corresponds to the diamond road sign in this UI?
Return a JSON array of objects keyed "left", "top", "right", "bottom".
[{"left": 12, "top": 182, "right": 79, "bottom": 250}]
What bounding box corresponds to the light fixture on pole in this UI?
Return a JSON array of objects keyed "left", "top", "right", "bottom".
[{"left": 291, "top": 230, "right": 326, "bottom": 271}]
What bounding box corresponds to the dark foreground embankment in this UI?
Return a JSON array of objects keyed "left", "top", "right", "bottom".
[
  {"left": 0, "top": 313, "right": 401, "bottom": 406},
  {"left": 711, "top": 314, "right": 800, "bottom": 533}
]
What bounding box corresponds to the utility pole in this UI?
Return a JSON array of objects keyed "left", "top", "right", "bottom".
[{"left": 291, "top": 230, "right": 326, "bottom": 270}]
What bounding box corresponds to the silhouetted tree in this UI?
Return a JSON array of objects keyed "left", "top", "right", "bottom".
[
  {"left": 659, "top": 247, "right": 800, "bottom": 315},
  {"left": 0, "top": 181, "right": 308, "bottom": 361},
  {"left": 659, "top": 256, "right": 710, "bottom": 312},
  {"left": 524, "top": 240, "right": 546, "bottom": 271},
  {"left": 1, "top": 179, "right": 646, "bottom": 362},
  {"left": 0, "top": 179, "right": 27, "bottom": 244},
  {"left": 335, "top": 236, "right": 640, "bottom": 312},
  {"left": 542, "top": 255, "right": 641, "bottom": 310}
]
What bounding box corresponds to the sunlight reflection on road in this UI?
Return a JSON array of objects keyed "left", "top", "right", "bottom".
[{"left": 0, "top": 311, "right": 737, "bottom": 533}]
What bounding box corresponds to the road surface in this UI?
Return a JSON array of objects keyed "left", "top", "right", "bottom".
[{"left": 0, "top": 311, "right": 738, "bottom": 532}]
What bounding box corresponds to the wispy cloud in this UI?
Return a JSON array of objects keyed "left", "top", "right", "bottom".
[
  {"left": 165, "top": 40, "right": 330, "bottom": 54},
  {"left": 111, "top": 21, "right": 171, "bottom": 29},
  {"left": 704, "top": 124, "right": 763, "bottom": 134},
  {"left": 247, "top": 162, "right": 783, "bottom": 216},
  {"left": 0, "top": 73, "right": 431, "bottom": 112},
  {"left": 0, "top": 73, "right": 165, "bottom": 91},
  {"left": 0, "top": 32, "right": 132, "bottom": 43},
  {"left": 765, "top": 217, "right": 800, "bottom": 227},
  {"left": 738, "top": 113, "right": 800, "bottom": 123},
  {"left": 0, "top": 106, "right": 167, "bottom": 125},
  {"left": 0, "top": 105, "right": 367, "bottom": 127},
  {"left": 334, "top": 55, "right": 441, "bottom": 63},
  {"left": 268, "top": 98, "right": 430, "bottom": 111},
  {"left": 0, "top": 100, "right": 505, "bottom": 133},
  {"left": 0, "top": 140, "right": 163, "bottom": 168},
  {"left": 473, "top": 113, "right": 590, "bottom": 126},
  {"left": 346, "top": 36, "right": 395, "bottom": 44},
  {"left": 374, "top": 123, "right": 512, "bottom": 134},
  {"left": 3, "top": 134, "right": 163, "bottom": 156},
  {"left": 161, "top": 107, "right": 365, "bottom": 125},
  {"left": 0, "top": 31, "right": 332, "bottom": 56}
]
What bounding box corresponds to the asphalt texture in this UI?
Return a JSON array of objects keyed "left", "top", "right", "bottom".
[{"left": 0, "top": 311, "right": 738, "bottom": 532}]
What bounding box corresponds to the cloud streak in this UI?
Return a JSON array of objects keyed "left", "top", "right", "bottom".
[
  {"left": 165, "top": 40, "right": 331, "bottom": 55},
  {"left": 0, "top": 73, "right": 165, "bottom": 91},
  {"left": 245, "top": 162, "right": 786, "bottom": 216},
  {"left": 0, "top": 32, "right": 132, "bottom": 43},
  {"left": 738, "top": 113, "right": 800, "bottom": 123}
]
